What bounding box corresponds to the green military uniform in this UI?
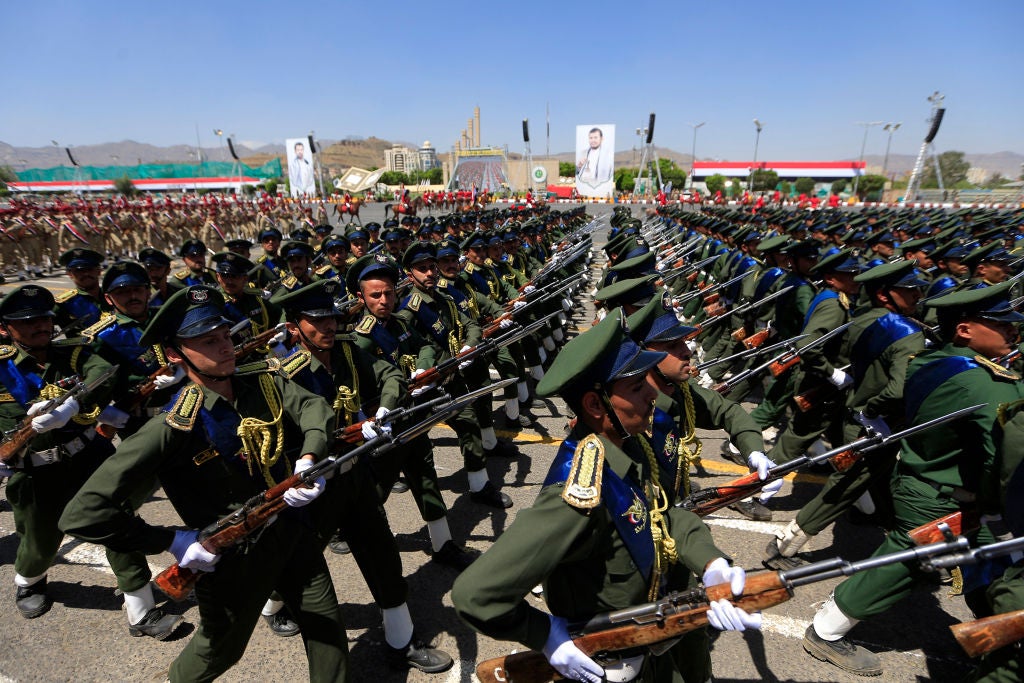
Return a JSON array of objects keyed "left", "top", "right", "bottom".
[
  {"left": 805, "top": 282, "right": 1024, "bottom": 677},
  {"left": 453, "top": 309, "right": 743, "bottom": 682},
  {"left": 58, "top": 286, "right": 348, "bottom": 683}
]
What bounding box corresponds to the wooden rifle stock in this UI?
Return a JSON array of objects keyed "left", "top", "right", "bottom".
[
  {"left": 731, "top": 326, "right": 749, "bottom": 342},
  {"left": 742, "top": 328, "right": 772, "bottom": 350},
  {"left": 908, "top": 511, "right": 979, "bottom": 546},
  {"left": 769, "top": 355, "right": 801, "bottom": 377},
  {"left": 475, "top": 573, "right": 793, "bottom": 683},
  {"left": 0, "top": 375, "right": 84, "bottom": 463},
  {"left": 951, "top": 609, "right": 1024, "bottom": 658},
  {"left": 793, "top": 384, "right": 834, "bottom": 413},
  {"left": 482, "top": 314, "right": 512, "bottom": 339},
  {"left": 96, "top": 365, "right": 175, "bottom": 439},
  {"left": 703, "top": 292, "right": 720, "bottom": 306},
  {"left": 703, "top": 303, "right": 725, "bottom": 318}
]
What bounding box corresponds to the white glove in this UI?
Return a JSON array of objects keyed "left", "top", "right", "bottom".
[
  {"left": 522, "top": 285, "right": 537, "bottom": 295},
  {"left": 268, "top": 327, "right": 288, "bottom": 346},
  {"left": 96, "top": 405, "right": 130, "bottom": 429},
  {"left": 747, "top": 451, "right": 773, "bottom": 480},
  {"left": 853, "top": 411, "right": 891, "bottom": 439},
  {"left": 282, "top": 458, "right": 326, "bottom": 508},
  {"left": 499, "top": 317, "right": 514, "bottom": 329},
  {"left": 153, "top": 364, "right": 187, "bottom": 390},
  {"left": 360, "top": 419, "right": 380, "bottom": 441},
  {"left": 410, "top": 368, "right": 434, "bottom": 397},
  {"left": 457, "top": 345, "right": 474, "bottom": 370},
  {"left": 543, "top": 615, "right": 604, "bottom": 683},
  {"left": 169, "top": 529, "right": 220, "bottom": 573},
  {"left": 561, "top": 297, "right": 573, "bottom": 312},
  {"left": 374, "top": 406, "right": 392, "bottom": 436},
  {"left": 512, "top": 300, "right": 527, "bottom": 311},
  {"left": 707, "top": 598, "right": 763, "bottom": 632},
  {"left": 702, "top": 558, "right": 763, "bottom": 632},
  {"left": 28, "top": 398, "right": 79, "bottom": 433},
  {"left": 828, "top": 367, "right": 853, "bottom": 389}
]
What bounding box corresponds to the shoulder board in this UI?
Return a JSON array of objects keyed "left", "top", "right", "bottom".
[
  {"left": 235, "top": 357, "right": 283, "bottom": 376},
  {"left": 406, "top": 293, "right": 421, "bottom": 312},
  {"left": 281, "top": 275, "right": 298, "bottom": 288},
  {"left": 562, "top": 434, "right": 605, "bottom": 510},
  {"left": 165, "top": 384, "right": 204, "bottom": 431},
  {"left": 80, "top": 312, "right": 117, "bottom": 339},
  {"left": 279, "top": 350, "right": 310, "bottom": 378},
  {"left": 973, "top": 355, "right": 1020, "bottom": 382},
  {"left": 0, "top": 344, "right": 16, "bottom": 360},
  {"left": 51, "top": 336, "right": 91, "bottom": 347},
  {"left": 174, "top": 269, "right": 190, "bottom": 281},
  {"left": 315, "top": 264, "right": 333, "bottom": 276},
  {"left": 437, "top": 277, "right": 449, "bottom": 287},
  {"left": 54, "top": 289, "right": 78, "bottom": 303},
  {"left": 355, "top": 315, "right": 376, "bottom": 334},
  {"left": 465, "top": 263, "right": 478, "bottom": 273}
]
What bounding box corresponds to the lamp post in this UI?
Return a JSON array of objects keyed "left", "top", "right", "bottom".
[
  {"left": 749, "top": 119, "right": 763, "bottom": 192},
  {"left": 853, "top": 121, "right": 883, "bottom": 196},
  {"left": 214, "top": 129, "right": 224, "bottom": 161},
  {"left": 882, "top": 122, "right": 901, "bottom": 181},
  {"left": 688, "top": 122, "right": 705, "bottom": 190}
]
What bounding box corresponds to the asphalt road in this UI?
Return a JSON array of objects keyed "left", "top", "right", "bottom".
[{"left": 0, "top": 203, "right": 981, "bottom": 682}]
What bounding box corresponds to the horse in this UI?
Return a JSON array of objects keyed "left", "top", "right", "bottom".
[
  {"left": 383, "top": 196, "right": 424, "bottom": 219},
  {"left": 334, "top": 198, "right": 362, "bottom": 224}
]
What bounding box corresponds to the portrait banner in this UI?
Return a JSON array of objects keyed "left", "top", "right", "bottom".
[{"left": 575, "top": 124, "right": 615, "bottom": 198}]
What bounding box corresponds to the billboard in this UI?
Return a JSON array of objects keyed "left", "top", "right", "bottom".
[
  {"left": 287, "top": 137, "right": 316, "bottom": 197},
  {"left": 575, "top": 124, "right": 615, "bottom": 198}
]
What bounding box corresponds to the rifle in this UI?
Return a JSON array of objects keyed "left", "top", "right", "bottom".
[
  {"left": 792, "top": 363, "right": 852, "bottom": 412},
  {"left": 333, "top": 392, "right": 452, "bottom": 444},
  {"left": 908, "top": 511, "right": 981, "bottom": 546},
  {"left": 672, "top": 270, "right": 753, "bottom": 307},
  {"left": 0, "top": 364, "right": 120, "bottom": 463},
  {"left": 951, "top": 608, "right": 1024, "bottom": 658},
  {"left": 154, "top": 381, "right": 508, "bottom": 601},
  {"left": 409, "top": 313, "right": 560, "bottom": 392},
  {"left": 233, "top": 323, "right": 287, "bottom": 359},
  {"left": 485, "top": 282, "right": 575, "bottom": 338},
  {"left": 677, "top": 403, "right": 985, "bottom": 516},
  {"left": 694, "top": 334, "right": 808, "bottom": 373},
  {"left": 767, "top": 320, "right": 855, "bottom": 378},
  {"left": 475, "top": 535, "right": 974, "bottom": 683},
  {"left": 683, "top": 286, "right": 796, "bottom": 345},
  {"left": 95, "top": 363, "right": 177, "bottom": 439}
]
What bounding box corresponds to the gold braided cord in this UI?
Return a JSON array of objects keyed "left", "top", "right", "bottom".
[
  {"left": 332, "top": 342, "right": 362, "bottom": 428},
  {"left": 444, "top": 297, "right": 465, "bottom": 357},
  {"left": 398, "top": 354, "right": 417, "bottom": 377},
  {"left": 676, "top": 381, "right": 703, "bottom": 495},
  {"left": 237, "top": 373, "right": 286, "bottom": 488},
  {"left": 639, "top": 436, "right": 679, "bottom": 600}
]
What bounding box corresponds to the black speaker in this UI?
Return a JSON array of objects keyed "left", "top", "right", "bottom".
[
  {"left": 307, "top": 135, "right": 317, "bottom": 154},
  {"left": 924, "top": 108, "right": 945, "bottom": 144},
  {"left": 227, "top": 138, "right": 240, "bottom": 160},
  {"left": 66, "top": 148, "right": 78, "bottom": 167},
  {"left": 646, "top": 113, "right": 656, "bottom": 144},
  {"left": 522, "top": 119, "right": 530, "bottom": 143}
]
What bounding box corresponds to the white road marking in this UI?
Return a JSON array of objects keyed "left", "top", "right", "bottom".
[{"left": 703, "top": 516, "right": 787, "bottom": 536}]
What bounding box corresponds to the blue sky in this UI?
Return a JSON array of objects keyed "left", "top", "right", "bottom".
[{"left": 3, "top": 0, "right": 1022, "bottom": 161}]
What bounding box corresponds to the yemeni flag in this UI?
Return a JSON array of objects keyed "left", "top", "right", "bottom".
[{"left": 61, "top": 221, "right": 90, "bottom": 245}]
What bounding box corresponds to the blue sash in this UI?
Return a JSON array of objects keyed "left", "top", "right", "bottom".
[
  {"left": 365, "top": 319, "right": 405, "bottom": 367},
  {"left": 649, "top": 408, "right": 681, "bottom": 493},
  {"left": 97, "top": 322, "right": 160, "bottom": 376},
  {"left": 544, "top": 439, "right": 655, "bottom": 582},
  {"left": 727, "top": 256, "right": 756, "bottom": 300},
  {"left": 850, "top": 313, "right": 920, "bottom": 384},
  {"left": 803, "top": 290, "right": 839, "bottom": 328},
  {"left": 0, "top": 359, "right": 44, "bottom": 408},
  {"left": 61, "top": 293, "right": 102, "bottom": 328},
  {"left": 401, "top": 295, "right": 451, "bottom": 349},
  {"left": 926, "top": 276, "right": 958, "bottom": 299},
  {"left": 753, "top": 267, "right": 785, "bottom": 302},
  {"left": 904, "top": 355, "right": 978, "bottom": 422}
]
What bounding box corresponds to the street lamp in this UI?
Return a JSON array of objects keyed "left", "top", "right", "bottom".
[
  {"left": 882, "top": 122, "right": 901, "bottom": 180},
  {"left": 853, "top": 121, "right": 883, "bottom": 196},
  {"left": 688, "top": 122, "right": 705, "bottom": 190},
  {"left": 749, "top": 119, "right": 763, "bottom": 192}
]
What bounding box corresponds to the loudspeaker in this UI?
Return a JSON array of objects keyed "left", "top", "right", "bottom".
[
  {"left": 227, "top": 138, "right": 240, "bottom": 160},
  {"left": 522, "top": 119, "right": 530, "bottom": 143},
  {"left": 65, "top": 148, "right": 78, "bottom": 167},
  {"left": 307, "top": 135, "right": 317, "bottom": 154},
  {"left": 924, "top": 108, "right": 945, "bottom": 144},
  {"left": 646, "top": 113, "right": 656, "bottom": 144}
]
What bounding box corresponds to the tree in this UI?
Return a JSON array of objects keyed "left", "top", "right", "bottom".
[
  {"left": 855, "top": 174, "right": 887, "bottom": 200},
  {"left": 426, "top": 167, "right": 443, "bottom": 185},
  {"left": 241, "top": 184, "right": 256, "bottom": 196},
  {"left": 114, "top": 175, "right": 138, "bottom": 197},
  {"left": 751, "top": 169, "right": 779, "bottom": 192},
  {"left": 559, "top": 161, "right": 576, "bottom": 178},
  {"left": 379, "top": 171, "right": 410, "bottom": 186},
  {"left": 614, "top": 167, "right": 636, "bottom": 193},
  {"left": 0, "top": 165, "right": 15, "bottom": 194},
  {"left": 655, "top": 158, "right": 687, "bottom": 189},
  {"left": 830, "top": 179, "right": 847, "bottom": 195},
  {"left": 794, "top": 177, "right": 815, "bottom": 196},
  {"left": 727, "top": 181, "right": 743, "bottom": 198},
  {"left": 922, "top": 150, "right": 970, "bottom": 188},
  {"left": 779, "top": 181, "right": 792, "bottom": 196},
  {"left": 264, "top": 179, "right": 278, "bottom": 195},
  {"left": 705, "top": 174, "right": 726, "bottom": 196}
]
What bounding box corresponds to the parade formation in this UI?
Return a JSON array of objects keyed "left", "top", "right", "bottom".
[{"left": 1, "top": 194, "right": 1023, "bottom": 682}]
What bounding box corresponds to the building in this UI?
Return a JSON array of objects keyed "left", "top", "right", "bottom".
[
  {"left": 384, "top": 144, "right": 419, "bottom": 174},
  {"left": 418, "top": 141, "right": 439, "bottom": 171}
]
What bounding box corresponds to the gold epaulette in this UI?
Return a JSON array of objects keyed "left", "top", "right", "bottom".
[
  {"left": 0, "top": 344, "right": 16, "bottom": 360},
  {"left": 279, "top": 350, "right": 310, "bottom": 378},
  {"left": 561, "top": 434, "right": 604, "bottom": 510},
  {"left": 54, "top": 289, "right": 78, "bottom": 304},
  {"left": 80, "top": 312, "right": 117, "bottom": 340},
  {"left": 355, "top": 315, "right": 376, "bottom": 334},
  {"left": 437, "top": 277, "right": 449, "bottom": 287},
  {"left": 173, "top": 269, "right": 190, "bottom": 281},
  {"left": 166, "top": 384, "right": 204, "bottom": 431},
  {"left": 281, "top": 275, "right": 298, "bottom": 288},
  {"left": 406, "top": 293, "right": 421, "bottom": 312},
  {"left": 465, "top": 263, "right": 478, "bottom": 274},
  {"left": 974, "top": 355, "right": 1020, "bottom": 381},
  {"left": 315, "top": 264, "right": 333, "bottom": 276},
  {"left": 235, "top": 358, "right": 282, "bottom": 376}
]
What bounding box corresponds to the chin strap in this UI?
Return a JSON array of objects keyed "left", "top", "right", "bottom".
[
  {"left": 171, "top": 345, "right": 234, "bottom": 382},
  {"left": 598, "top": 387, "right": 631, "bottom": 441},
  {"left": 297, "top": 326, "right": 331, "bottom": 353}
]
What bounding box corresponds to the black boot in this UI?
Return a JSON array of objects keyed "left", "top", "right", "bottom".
[
  {"left": 263, "top": 605, "right": 301, "bottom": 637},
  {"left": 15, "top": 577, "right": 50, "bottom": 619},
  {"left": 128, "top": 608, "right": 184, "bottom": 640},
  {"left": 388, "top": 637, "right": 454, "bottom": 673}
]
